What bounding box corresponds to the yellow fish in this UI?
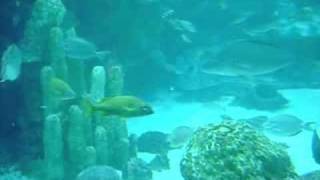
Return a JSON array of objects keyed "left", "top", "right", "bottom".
[
  {"left": 83, "top": 96, "right": 154, "bottom": 118},
  {"left": 50, "top": 78, "right": 76, "bottom": 100}
]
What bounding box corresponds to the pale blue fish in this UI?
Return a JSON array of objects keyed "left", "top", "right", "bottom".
[
  {"left": 263, "top": 114, "right": 316, "bottom": 137},
  {"left": 63, "top": 37, "right": 110, "bottom": 61},
  {"left": 201, "top": 40, "right": 294, "bottom": 77},
  {"left": 1, "top": 44, "right": 22, "bottom": 82}
]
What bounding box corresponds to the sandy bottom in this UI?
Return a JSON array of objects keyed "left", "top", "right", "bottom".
[{"left": 128, "top": 89, "right": 320, "bottom": 179}]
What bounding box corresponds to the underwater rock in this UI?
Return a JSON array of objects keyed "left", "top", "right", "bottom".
[
  {"left": 148, "top": 154, "right": 170, "bottom": 172},
  {"left": 180, "top": 120, "right": 298, "bottom": 180},
  {"left": 0, "top": 166, "right": 32, "bottom": 180},
  {"left": 232, "top": 84, "right": 289, "bottom": 111},
  {"left": 128, "top": 134, "right": 138, "bottom": 158},
  {"left": 137, "top": 131, "right": 170, "bottom": 155},
  {"left": 299, "top": 170, "right": 320, "bottom": 180},
  {"left": 0, "top": 44, "right": 22, "bottom": 82},
  {"left": 76, "top": 165, "right": 121, "bottom": 180},
  {"left": 126, "top": 158, "right": 152, "bottom": 180}
]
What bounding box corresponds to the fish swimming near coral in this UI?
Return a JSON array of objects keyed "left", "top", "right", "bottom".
[
  {"left": 137, "top": 131, "right": 170, "bottom": 154},
  {"left": 148, "top": 154, "right": 170, "bottom": 172},
  {"left": 83, "top": 95, "right": 154, "bottom": 118},
  {"left": 168, "top": 126, "right": 194, "bottom": 149},
  {"left": 63, "top": 37, "right": 110, "bottom": 61},
  {"left": 263, "top": 114, "right": 317, "bottom": 137},
  {"left": 76, "top": 165, "right": 122, "bottom": 180},
  {"left": 50, "top": 78, "right": 76, "bottom": 100},
  {"left": 201, "top": 39, "right": 294, "bottom": 77},
  {"left": 0, "top": 44, "right": 22, "bottom": 82},
  {"left": 238, "top": 116, "right": 269, "bottom": 130}
]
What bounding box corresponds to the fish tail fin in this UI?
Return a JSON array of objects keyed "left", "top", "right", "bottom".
[
  {"left": 81, "top": 95, "right": 95, "bottom": 118},
  {"left": 96, "top": 51, "right": 111, "bottom": 61},
  {"left": 303, "top": 121, "right": 318, "bottom": 131}
]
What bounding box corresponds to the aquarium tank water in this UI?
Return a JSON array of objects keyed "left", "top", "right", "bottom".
[{"left": 1, "top": 0, "right": 320, "bottom": 179}]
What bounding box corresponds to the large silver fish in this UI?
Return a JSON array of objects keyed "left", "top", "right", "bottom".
[
  {"left": 201, "top": 40, "right": 294, "bottom": 77},
  {"left": 263, "top": 114, "right": 316, "bottom": 137},
  {"left": 63, "top": 37, "right": 110, "bottom": 61}
]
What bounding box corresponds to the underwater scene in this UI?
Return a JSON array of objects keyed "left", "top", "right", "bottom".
[{"left": 2, "top": 0, "right": 320, "bottom": 179}]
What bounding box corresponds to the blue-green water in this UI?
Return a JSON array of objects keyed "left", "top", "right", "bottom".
[{"left": 0, "top": 0, "right": 320, "bottom": 179}]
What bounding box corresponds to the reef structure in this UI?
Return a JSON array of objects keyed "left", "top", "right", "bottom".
[{"left": 180, "top": 120, "right": 298, "bottom": 180}]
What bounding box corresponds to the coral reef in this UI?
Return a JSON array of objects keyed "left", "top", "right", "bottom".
[
  {"left": 180, "top": 120, "right": 298, "bottom": 180},
  {"left": 20, "top": 0, "right": 66, "bottom": 62},
  {"left": 126, "top": 158, "right": 153, "bottom": 180},
  {"left": 0, "top": 167, "right": 33, "bottom": 180},
  {"left": 43, "top": 114, "right": 64, "bottom": 180},
  {"left": 38, "top": 62, "right": 128, "bottom": 179}
]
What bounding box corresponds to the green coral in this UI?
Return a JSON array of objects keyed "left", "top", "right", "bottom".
[
  {"left": 43, "top": 114, "right": 64, "bottom": 180},
  {"left": 21, "top": 0, "right": 66, "bottom": 62},
  {"left": 180, "top": 120, "right": 298, "bottom": 180}
]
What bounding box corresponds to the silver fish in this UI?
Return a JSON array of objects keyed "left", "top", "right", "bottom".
[
  {"left": 168, "top": 126, "right": 194, "bottom": 149},
  {"left": 263, "top": 114, "right": 315, "bottom": 137},
  {"left": 63, "top": 37, "right": 110, "bottom": 61},
  {"left": 1, "top": 44, "right": 22, "bottom": 82},
  {"left": 168, "top": 19, "right": 197, "bottom": 33},
  {"left": 76, "top": 165, "right": 122, "bottom": 180},
  {"left": 201, "top": 40, "right": 293, "bottom": 77}
]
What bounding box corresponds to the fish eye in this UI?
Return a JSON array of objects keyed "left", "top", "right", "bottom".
[{"left": 141, "top": 105, "right": 152, "bottom": 112}]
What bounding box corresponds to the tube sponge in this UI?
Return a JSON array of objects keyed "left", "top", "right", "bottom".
[
  {"left": 94, "top": 126, "right": 109, "bottom": 165},
  {"left": 90, "top": 66, "right": 106, "bottom": 102},
  {"left": 49, "top": 27, "right": 68, "bottom": 81},
  {"left": 67, "top": 105, "right": 87, "bottom": 174},
  {"left": 43, "top": 114, "right": 64, "bottom": 180},
  {"left": 41, "top": 66, "right": 56, "bottom": 116},
  {"left": 21, "top": 0, "right": 66, "bottom": 62},
  {"left": 106, "top": 65, "right": 124, "bottom": 96}
]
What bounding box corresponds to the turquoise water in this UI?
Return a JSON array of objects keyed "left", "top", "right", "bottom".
[{"left": 0, "top": 0, "right": 320, "bottom": 179}]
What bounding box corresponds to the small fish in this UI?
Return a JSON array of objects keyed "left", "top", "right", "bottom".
[
  {"left": 238, "top": 116, "right": 269, "bottom": 130},
  {"left": 76, "top": 165, "right": 122, "bottom": 180},
  {"left": 63, "top": 37, "right": 110, "bottom": 61},
  {"left": 50, "top": 78, "right": 76, "bottom": 100},
  {"left": 1, "top": 44, "right": 22, "bottom": 82},
  {"left": 168, "top": 126, "right": 194, "bottom": 149},
  {"left": 137, "top": 131, "right": 170, "bottom": 154},
  {"left": 263, "top": 114, "right": 316, "bottom": 137},
  {"left": 83, "top": 96, "right": 154, "bottom": 118},
  {"left": 148, "top": 154, "right": 170, "bottom": 172},
  {"left": 168, "top": 19, "right": 197, "bottom": 33},
  {"left": 312, "top": 128, "right": 320, "bottom": 165}
]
